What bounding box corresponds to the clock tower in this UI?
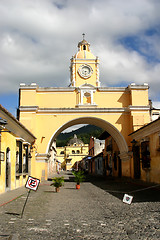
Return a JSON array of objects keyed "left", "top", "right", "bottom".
[{"left": 70, "top": 36, "right": 100, "bottom": 88}]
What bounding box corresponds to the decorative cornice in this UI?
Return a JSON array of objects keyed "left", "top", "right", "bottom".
[
  {"left": 75, "top": 104, "right": 98, "bottom": 108},
  {"left": 39, "top": 108, "right": 128, "bottom": 113},
  {"left": 20, "top": 84, "right": 75, "bottom": 92},
  {"left": 128, "top": 83, "right": 149, "bottom": 90},
  {"left": 76, "top": 84, "right": 97, "bottom": 90},
  {"left": 16, "top": 137, "right": 25, "bottom": 142},
  {"left": 19, "top": 105, "right": 150, "bottom": 113},
  {"left": 20, "top": 84, "right": 149, "bottom": 92},
  {"left": 128, "top": 105, "right": 150, "bottom": 111},
  {"left": 36, "top": 153, "right": 51, "bottom": 161},
  {"left": 20, "top": 83, "right": 38, "bottom": 89},
  {"left": 19, "top": 106, "right": 39, "bottom": 112},
  {"left": 98, "top": 87, "right": 128, "bottom": 92},
  {"left": 21, "top": 107, "right": 129, "bottom": 113},
  {"left": 37, "top": 87, "right": 75, "bottom": 92},
  {"left": 72, "top": 59, "right": 97, "bottom": 62}
]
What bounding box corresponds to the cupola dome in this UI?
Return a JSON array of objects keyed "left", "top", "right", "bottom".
[
  {"left": 74, "top": 35, "right": 96, "bottom": 59},
  {"left": 68, "top": 134, "right": 84, "bottom": 146}
]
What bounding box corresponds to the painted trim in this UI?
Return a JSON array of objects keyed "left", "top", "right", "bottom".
[
  {"left": 98, "top": 87, "right": 127, "bottom": 92},
  {"left": 128, "top": 84, "right": 149, "bottom": 90},
  {"left": 19, "top": 106, "right": 38, "bottom": 111},
  {"left": 128, "top": 106, "right": 150, "bottom": 111},
  {"left": 37, "top": 88, "right": 75, "bottom": 92},
  {"left": 19, "top": 106, "right": 129, "bottom": 113},
  {"left": 36, "top": 153, "right": 50, "bottom": 161},
  {"left": 37, "top": 108, "right": 128, "bottom": 113}
]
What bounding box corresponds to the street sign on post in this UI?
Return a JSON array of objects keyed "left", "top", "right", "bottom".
[
  {"left": 123, "top": 194, "right": 133, "bottom": 204},
  {"left": 25, "top": 176, "right": 40, "bottom": 191},
  {"left": 21, "top": 176, "right": 40, "bottom": 218}
]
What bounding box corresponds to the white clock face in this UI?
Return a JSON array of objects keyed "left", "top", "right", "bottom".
[
  {"left": 78, "top": 65, "right": 93, "bottom": 79},
  {"left": 82, "top": 66, "right": 90, "bottom": 76}
]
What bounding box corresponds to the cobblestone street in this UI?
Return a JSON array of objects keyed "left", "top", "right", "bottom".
[{"left": 0, "top": 172, "right": 159, "bottom": 240}]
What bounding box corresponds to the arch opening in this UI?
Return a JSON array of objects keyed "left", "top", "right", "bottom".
[{"left": 46, "top": 117, "right": 129, "bottom": 157}]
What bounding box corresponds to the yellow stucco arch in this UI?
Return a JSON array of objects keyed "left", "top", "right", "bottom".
[
  {"left": 46, "top": 117, "right": 129, "bottom": 156},
  {"left": 18, "top": 38, "right": 150, "bottom": 180}
]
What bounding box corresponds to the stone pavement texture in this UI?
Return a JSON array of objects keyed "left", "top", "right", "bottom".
[{"left": 0, "top": 172, "right": 159, "bottom": 240}]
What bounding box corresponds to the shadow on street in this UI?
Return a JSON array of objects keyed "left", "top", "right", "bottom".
[
  {"left": 86, "top": 174, "right": 160, "bottom": 203},
  {"left": 48, "top": 171, "right": 160, "bottom": 203}
]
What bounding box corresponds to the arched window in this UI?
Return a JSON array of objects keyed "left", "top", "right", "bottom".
[
  {"left": 6, "top": 147, "right": 10, "bottom": 160},
  {"left": 17, "top": 141, "right": 22, "bottom": 173},
  {"left": 23, "top": 153, "right": 26, "bottom": 173},
  {"left": 16, "top": 151, "right": 19, "bottom": 173},
  {"left": 6, "top": 147, "right": 11, "bottom": 188},
  {"left": 77, "top": 150, "right": 80, "bottom": 154},
  {"left": 24, "top": 145, "right": 29, "bottom": 173},
  {"left": 72, "top": 150, "right": 75, "bottom": 154},
  {"left": 83, "top": 45, "right": 86, "bottom": 50}
]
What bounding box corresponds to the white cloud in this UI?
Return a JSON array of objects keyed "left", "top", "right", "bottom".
[
  {"left": 62, "top": 124, "right": 88, "bottom": 133},
  {"left": 152, "top": 101, "right": 160, "bottom": 109},
  {"left": 0, "top": 0, "right": 159, "bottom": 103}
]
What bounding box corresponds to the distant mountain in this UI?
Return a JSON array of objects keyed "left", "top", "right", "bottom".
[{"left": 56, "top": 125, "right": 103, "bottom": 147}]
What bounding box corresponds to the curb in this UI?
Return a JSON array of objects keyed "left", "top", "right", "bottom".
[{"left": 0, "top": 194, "right": 25, "bottom": 207}]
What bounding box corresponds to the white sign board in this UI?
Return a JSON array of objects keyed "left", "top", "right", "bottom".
[
  {"left": 123, "top": 194, "right": 133, "bottom": 205},
  {"left": 25, "top": 176, "right": 40, "bottom": 191}
]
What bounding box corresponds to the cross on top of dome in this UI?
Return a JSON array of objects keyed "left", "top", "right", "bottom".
[{"left": 78, "top": 33, "right": 90, "bottom": 50}]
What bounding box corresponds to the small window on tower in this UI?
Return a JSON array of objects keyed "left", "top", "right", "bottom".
[{"left": 83, "top": 45, "right": 86, "bottom": 50}]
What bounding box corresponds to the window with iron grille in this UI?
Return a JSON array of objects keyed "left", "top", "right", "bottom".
[
  {"left": 16, "top": 141, "right": 22, "bottom": 173},
  {"left": 23, "top": 145, "right": 28, "bottom": 173}
]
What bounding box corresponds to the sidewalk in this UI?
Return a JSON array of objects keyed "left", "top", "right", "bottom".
[
  {"left": 0, "top": 172, "right": 65, "bottom": 207},
  {"left": 0, "top": 186, "right": 27, "bottom": 207}
]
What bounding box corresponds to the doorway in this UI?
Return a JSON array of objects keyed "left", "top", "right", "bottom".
[
  {"left": 6, "top": 147, "right": 11, "bottom": 189},
  {"left": 133, "top": 145, "right": 141, "bottom": 179},
  {"left": 118, "top": 156, "right": 122, "bottom": 178}
]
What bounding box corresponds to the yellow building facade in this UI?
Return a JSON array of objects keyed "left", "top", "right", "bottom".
[
  {"left": 18, "top": 38, "right": 150, "bottom": 180},
  {"left": 56, "top": 135, "right": 89, "bottom": 171},
  {"left": 0, "top": 105, "right": 36, "bottom": 193},
  {"left": 130, "top": 117, "right": 160, "bottom": 183}
]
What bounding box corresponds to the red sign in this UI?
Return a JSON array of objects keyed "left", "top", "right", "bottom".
[{"left": 25, "top": 176, "right": 40, "bottom": 191}]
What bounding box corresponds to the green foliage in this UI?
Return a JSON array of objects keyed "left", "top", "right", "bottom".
[
  {"left": 56, "top": 125, "right": 103, "bottom": 147},
  {"left": 50, "top": 177, "right": 64, "bottom": 188},
  {"left": 72, "top": 171, "right": 85, "bottom": 185}
]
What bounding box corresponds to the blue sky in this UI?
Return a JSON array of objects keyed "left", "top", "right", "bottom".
[
  {"left": 0, "top": 0, "right": 160, "bottom": 116},
  {"left": 0, "top": 94, "right": 18, "bottom": 116}
]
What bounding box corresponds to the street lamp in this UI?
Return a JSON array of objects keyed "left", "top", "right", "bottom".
[{"left": 131, "top": 139, "right": 137, "bottom": 144}]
